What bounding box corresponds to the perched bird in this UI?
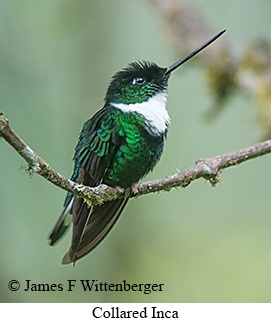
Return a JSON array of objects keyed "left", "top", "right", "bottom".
[{"left": 49, "top": 30, "right": 226, "bottom": 264}]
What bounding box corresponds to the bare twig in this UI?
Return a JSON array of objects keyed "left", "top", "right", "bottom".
[{"left": 1, "top": 113, "right": 271, "bottom": 206}]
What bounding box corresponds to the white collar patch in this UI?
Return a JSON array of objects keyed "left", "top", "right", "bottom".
[{"left": 111, "top": 92, "right": 170, "bottom": 135}]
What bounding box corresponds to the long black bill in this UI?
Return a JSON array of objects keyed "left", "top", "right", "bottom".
[{"left": 164, "top": 29, "right": 226, "bottom": 76}]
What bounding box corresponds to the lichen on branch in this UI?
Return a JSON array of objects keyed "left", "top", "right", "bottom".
[{"left": 1, "top": 113, "right": 271, "bottom": 207}]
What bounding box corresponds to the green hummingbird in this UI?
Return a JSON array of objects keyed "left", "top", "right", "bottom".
[{"left": 49, "top": 30, "right": 225, "bottom": 264}]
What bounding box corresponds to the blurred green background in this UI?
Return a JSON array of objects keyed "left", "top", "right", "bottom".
[{"left": 1, "top": 0, "right": 271, "bottom": 302}]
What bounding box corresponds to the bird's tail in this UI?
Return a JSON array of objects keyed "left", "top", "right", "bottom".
[
  {"left": 62, "top": 197, "right": 129, "bottom": 264},
  {"left": 48, "top": 197, "right": 74, "bottom": 246}
]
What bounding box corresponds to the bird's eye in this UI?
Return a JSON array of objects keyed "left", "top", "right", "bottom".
[{"left": 132, "top": 77, "right": 146, "bottom": 85}]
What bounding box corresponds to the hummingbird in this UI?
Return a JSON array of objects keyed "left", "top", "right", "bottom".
[{"left": 49, "top": 30, "right": 226, "bottom": 264}]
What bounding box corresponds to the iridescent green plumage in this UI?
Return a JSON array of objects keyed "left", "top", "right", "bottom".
[
  {"left": 49, "top": 31, "right": 226, "bottom": 264},
  {"left": 49, "top": 62, "right": 169, "bottom": 264}
]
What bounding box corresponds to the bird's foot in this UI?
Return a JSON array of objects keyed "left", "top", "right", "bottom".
[
  {"left": 131, "top": 183, "right": 138, "bottom": 195},
  {"left": 115, "top": 184, "right": 138, "bottom": 196},
  {"left": 115, "top": 186, "right": 125, "bottom": 194}
]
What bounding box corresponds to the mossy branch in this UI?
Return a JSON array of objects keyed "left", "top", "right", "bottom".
[
  {"left": 1, "top": 112, "right": 271, "bottom": 206},
  {"left": 151, "top": 0, "right": 271, "bottom": 138}
]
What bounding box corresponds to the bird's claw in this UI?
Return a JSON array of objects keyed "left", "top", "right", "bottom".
[{"left": 131, "top": 183, "right": 138, "bottom": 195}]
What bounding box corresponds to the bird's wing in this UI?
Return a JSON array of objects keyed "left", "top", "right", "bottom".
[
  {"left": 64, "top": 106, "right": 131, "bottom": 264},
  {"left": 49, "top": 106, "right": 120, "bottom": 246},
  {"left": 50, "top": 105, "right": 130, "bottom": 264}
]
